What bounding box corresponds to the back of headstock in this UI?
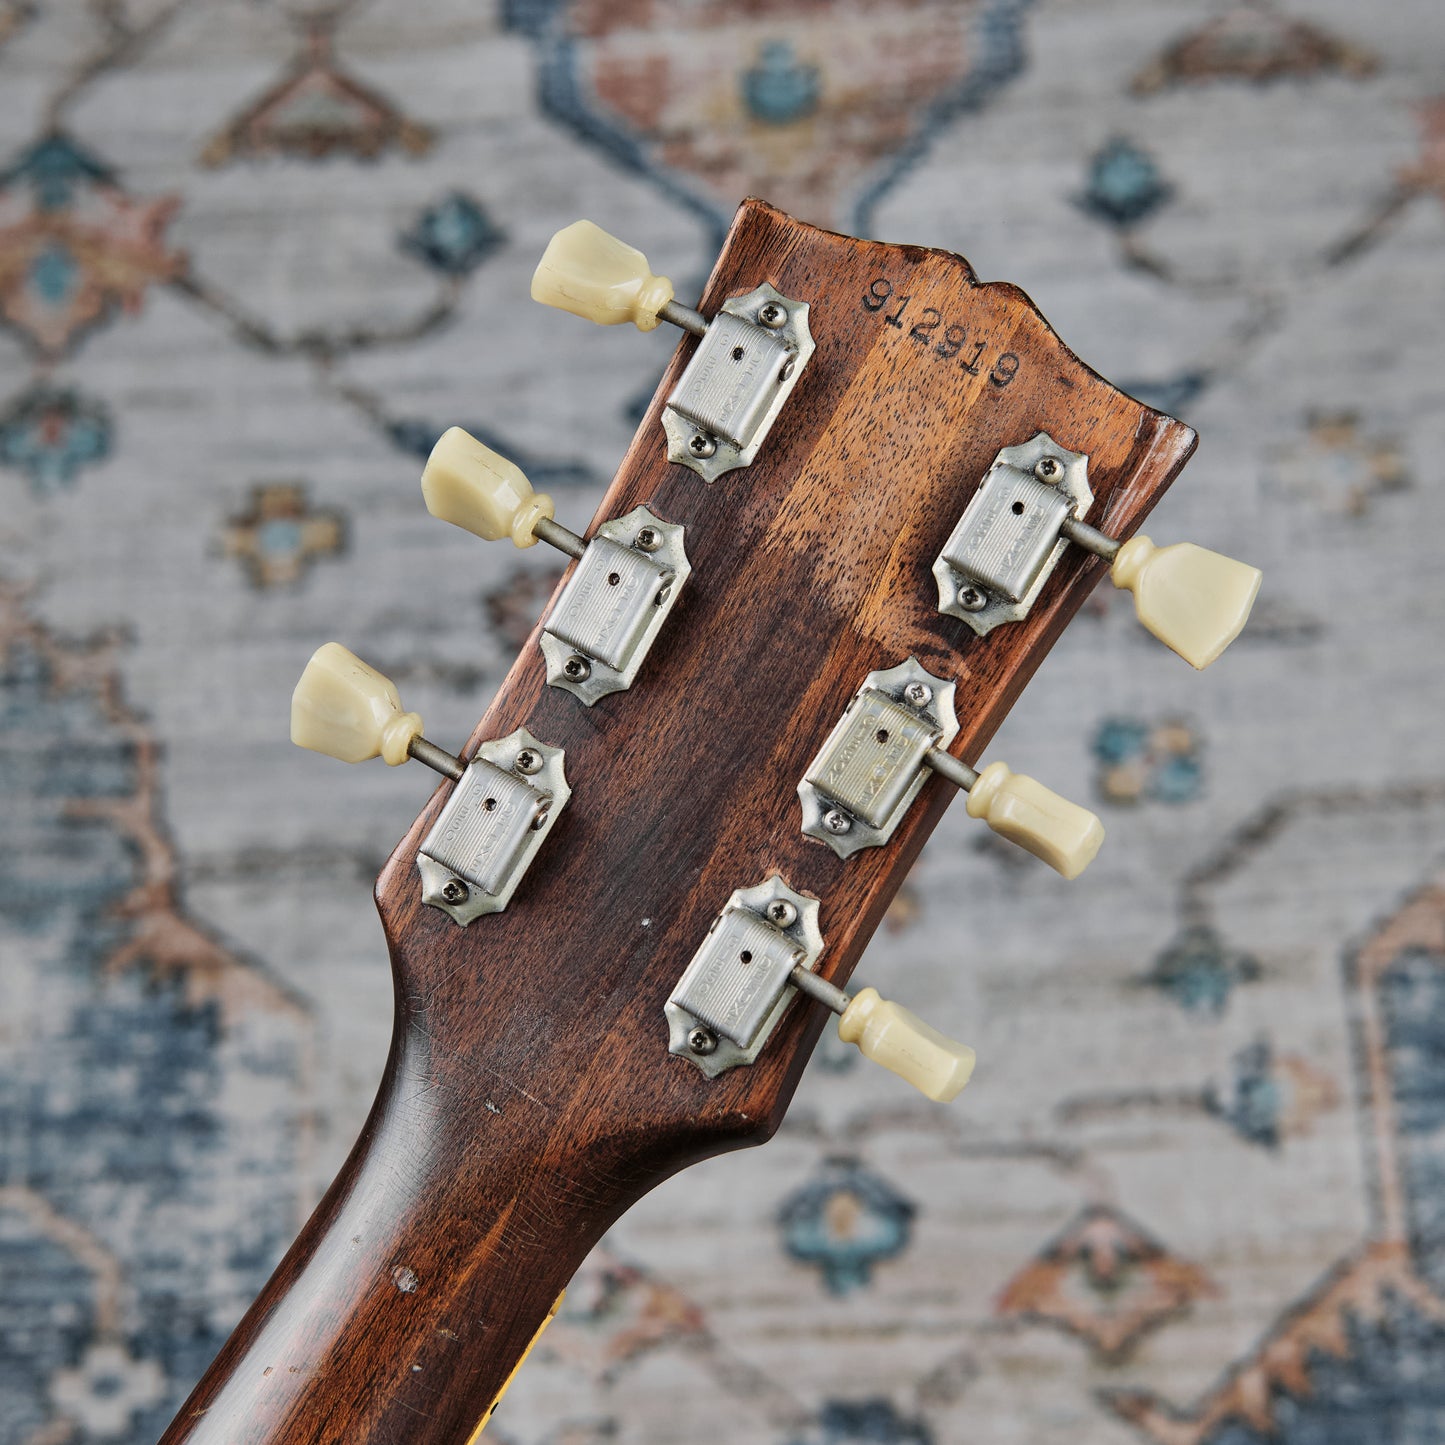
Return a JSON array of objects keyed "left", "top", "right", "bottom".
[{"left": 162, "top": 200, "right": 1258, "bottom": 1445}]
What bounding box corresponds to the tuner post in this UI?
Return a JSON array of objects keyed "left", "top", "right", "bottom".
[
  {"left": 290, "top": 643, "right": 462, "bottom": 780},
  {"left": 657, "top": 297, "right": 709, "bottom": 337}
]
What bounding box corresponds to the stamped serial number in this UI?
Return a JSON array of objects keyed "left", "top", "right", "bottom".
[{"left": 863, "top": 277, "right": 1020, "bottom": 387}]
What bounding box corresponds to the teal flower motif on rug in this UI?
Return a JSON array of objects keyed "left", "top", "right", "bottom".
[
  {"left": 0, "top": 385, "right": 110, "bottom": 490},
  {"left": 779, "top": 1157, "right": 915, "bottom": 1294},
  {"left": 0, "top": 132, "right": 182, "bottom": 359},
  {"left": 1078, "top": 138, "right": 1173, "bottom": 228},
  {"left": 1094, "top": 716, "right": 1203, "bottom": 805},
  {"left": 790, "top": 1398, "right": 933, "bottom": 1444},
  {"left": 742, "top": 41, "right": 821, "bottom": 125},
  {"left": 1145, "top": 925, "right": 1260, "bottom": 1015},
  {"left": 401, "top": 192, "right": 505, "bottom": 277}
]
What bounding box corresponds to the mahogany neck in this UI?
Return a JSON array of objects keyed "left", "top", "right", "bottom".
[
  {"left": 160, "top": 198, "right": 1196, "bottom": 1442},
  {"left": 158, "top": 1006, "right": 666, "bottom": 1444}
]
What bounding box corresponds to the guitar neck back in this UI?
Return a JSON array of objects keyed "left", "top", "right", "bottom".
[{"left": 161, "top": 199, "right": 1196, "bottom": 1445}]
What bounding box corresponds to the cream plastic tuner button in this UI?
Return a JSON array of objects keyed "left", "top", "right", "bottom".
[
  {"left": 1109, "top": 535, "right": 1263, "bottom": 671},
  {"left": 838, "top": 988, "right": 976, "bottom": 1103},
  {"left": 532, "top": 220, "right": 675, "bottom": 332},
  {"left": 291, "top": 643, "right": 462, "bottom": 780},
  {"left": 963, "top": 760, "right": 1104, "bottom": 880},
  {"left": 959, "top": 762, "right": 1103, "bottom": 872},
  {"left": 422, "top": 428, "right": 562, "bottom": 550},
  {"left": 922, "top": 751, "right": 1103, "bottom": 879},
  {"left": 790, "top": 971, "right": 975, "bottom": 1104}
]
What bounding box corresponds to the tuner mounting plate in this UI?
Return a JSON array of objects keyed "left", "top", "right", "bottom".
[
  {"left": 933, "top": 432, "right": 1092, "bottom": 635},
  {"left": 539, "top": 506, "right": 689, "bottom": 706},
  {"left": 665, "top": 876, "right": 824, "bottom": 1078},
  {"left": 663, "top": 283, "right": 814, "bottom": 482},
  {"left": 798, "top": 658, "right": 959, "bottom": 859},
  {"left": 417, "top": 728, "right": 569, "bottom": 925}
]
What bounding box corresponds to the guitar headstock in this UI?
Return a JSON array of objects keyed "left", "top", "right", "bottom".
[{"left": 282, "top": 196, "right": 1256, "bottom": 1413}]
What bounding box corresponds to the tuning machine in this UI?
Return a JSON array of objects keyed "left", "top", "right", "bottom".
[
  {"left": 531, "top": 220, "right": 814, "bottom": 481},
  {"left": 934, "top": 432, "right": 1262, "bottom": 669},
  {"left": 421, "top": 428, "right": 690, "bottom": 705},
  {"left": 799, "top": 658, "right": 1103, "bottom": 879},
  {"left": 666, "top": 876, "right": 974, "bottom": 1102},
  {"left": 290, "top": 643, "right": 569, "bottom": 923}
]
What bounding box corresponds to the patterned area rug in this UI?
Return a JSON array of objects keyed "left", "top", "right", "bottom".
[{"left": 2, "top": 1, "right": 1444, "bottom": 1442}]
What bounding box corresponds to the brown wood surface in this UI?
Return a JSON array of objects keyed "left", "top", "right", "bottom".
[{"left": 159, "top": 200, "right": 1196, "bottom": 1445}]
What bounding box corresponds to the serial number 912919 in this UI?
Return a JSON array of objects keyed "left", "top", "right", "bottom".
[{"left": 863, "top": 277, "right": 1020, "bottom": 387}]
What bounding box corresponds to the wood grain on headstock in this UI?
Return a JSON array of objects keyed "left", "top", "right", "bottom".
[{"left": 162, "top": 200, "right": 1194, "bottom": 1445}]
